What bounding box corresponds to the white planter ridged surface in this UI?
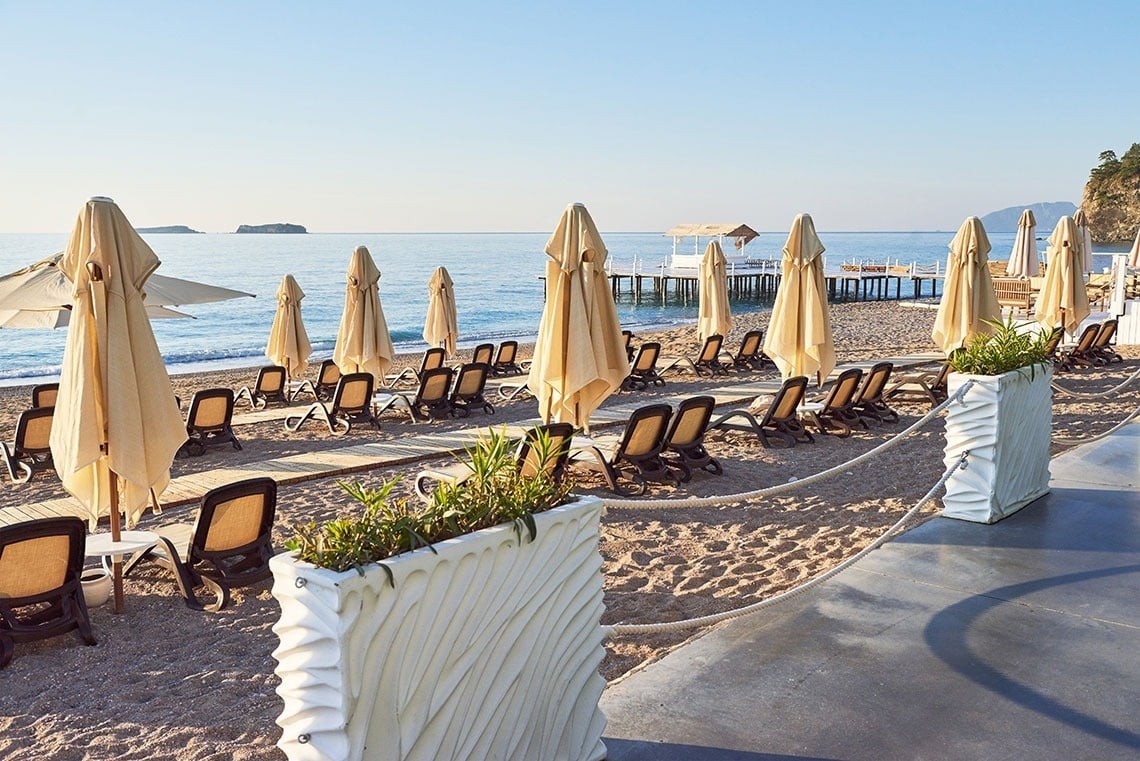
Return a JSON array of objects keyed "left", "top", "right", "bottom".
[
  {"left": 270, "top": 496, "right": 607, "bottom": 761},
  {"left": 942, "top": 364, "right": 1052, "bottom": 523}
]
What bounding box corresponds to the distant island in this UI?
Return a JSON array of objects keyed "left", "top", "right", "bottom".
[
  {"left": 136, "top": 225, "right": 202, "bottom": 234},
  {"left": 979, "top": 202, "right": 1076, "bottom": 233},
  {"left": 235, "top": 223, "right": 307, "bottom": 234}
]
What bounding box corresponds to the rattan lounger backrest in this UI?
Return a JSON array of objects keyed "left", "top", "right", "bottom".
[
  {"left": 764, "top": 376, "right": 808, "bottom": 426},
  {"left": 825, "top": 368, "right": 863, "bottom": 410},
  {"left": 697, "top": 335, "right": 723, "bottom": 363},
  {"left": 517, "top": 422, "right": 575, "bottom": 482},
  {"left": 472, "top": 343, "right": 494, "bottom": 366},
  {"left": 855, "top": 363, "right": 892, "bottom": 405},
  {"left": 1073, "top": 323, "right": 1100, "bottom": 352},
  {"left": 13, "top": 406, "right": 54, "bottom": 456},
  {"left": 187, "top": 389, "right": 235, "bottom": 432},
  {"left": 1093, "top": 319, "right": 1118, "bottom": 349},
  {"left": 332, "top": 373, "right": 375, "bottom": 414},
  {"left": 666, "top": 396, "right": 715, "bottom": 449},
  {"left": 618, "top": 404, "right": 672, "bottom": 458},
  {"left": 452, "top": 363, "right": 489, "bottom": 400},
  {"left": 632, "top": 342, "right": 661, "bottom": 372},
  {"left": 189, "top": 478, "right": 277, "bottom": 587},
  {"left": 31, "top": 383, "right": 59, "bottom": 409},
  {"left": 495, "top": 341, "right": 518, "bottom": 366},
  {"left": 421, "top": 348, "right": 447, "bottom": 374},
  {"left": 415, "top": 366, "right": 455, "bottom": 405},
  {"left": 737, "top": 331, "right": 762, "bottom": 360},
  {"left": 257, "top": 366, "right": 287, "bottom": 396}
]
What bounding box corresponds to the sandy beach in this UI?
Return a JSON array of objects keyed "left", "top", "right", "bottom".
[{"left": 1, "top": 300, "right": 1137, "bottom": 760}]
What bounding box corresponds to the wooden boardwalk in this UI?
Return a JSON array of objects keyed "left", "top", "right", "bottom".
[{"left": 1, "top": 353, "right": 943, "bottom": 528}]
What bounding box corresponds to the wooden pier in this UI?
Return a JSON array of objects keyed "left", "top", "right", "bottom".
[{"left": 605, "top": 260, "right": 944, "bottom": 305}]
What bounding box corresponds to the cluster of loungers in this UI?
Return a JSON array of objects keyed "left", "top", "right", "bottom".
[{"left": 1054, "top": 319, "right": 1123, "bottom": 370}]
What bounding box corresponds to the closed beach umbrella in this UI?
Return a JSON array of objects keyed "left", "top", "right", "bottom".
[
  {"left": 423, "top": 266, "right": 459, "bottom": 357},
  {"left": 932, "top": 217, "right": 1001, "bottom": 354},
  {"left": 763, "top": 213, "right": 835, "bottom": 385},
  {"left": 266, "top": 274, "right": 312, "bottom": 379},
  {"left": 1073, "top": 209, "right": 1094, "bottom": 274},
  {"left": 1035, "top": 216, "right": 1090, "bottom": 336},
  {"left": 1128, "top": 227, "right": 1140, "bottom": 269},
  {"left": 527, "top": 203, "right": 626, "bottom": 430},
  {"left": 333, "top": 245, "right": 395, "bottom": 383},
  {"left": 1005, "top": 209, "right": 1039, "bottom": 278},
  {"left": 697, "top": 240, "right": 732, "bottom": 341},
  {"left": 49, "top": 198, "right": 187, "bottom": 610}
]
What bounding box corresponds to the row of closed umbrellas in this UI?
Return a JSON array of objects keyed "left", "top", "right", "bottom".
[{"left": 266, "top": 250, "right": 460, "bottom": 384}]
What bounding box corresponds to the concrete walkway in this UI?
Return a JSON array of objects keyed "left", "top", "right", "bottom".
[{"left": 600, "top": 422, "right": 1140, "bottom": 760}]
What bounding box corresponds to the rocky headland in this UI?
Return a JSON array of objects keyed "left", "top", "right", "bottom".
[{"left": 1082, "top": 144, "right": 1140, "bottom": 243}]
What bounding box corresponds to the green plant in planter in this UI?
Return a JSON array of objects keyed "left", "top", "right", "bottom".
[
  {"left": 285, "top": 427, "right": 573, "bottom": 576},
  {"left": 945, "top": 316, "right": 1062, "bottom": 377}
]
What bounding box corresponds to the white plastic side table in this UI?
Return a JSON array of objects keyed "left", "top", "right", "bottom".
[{"left": 86, "top": 530, "right": 159, "bottom": 572}]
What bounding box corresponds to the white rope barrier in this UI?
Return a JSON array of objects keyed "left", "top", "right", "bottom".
[
  {"left": 1052, "top": 399, "right": 1140, "bottom": 445},
  {"left": 605, "top": 451, "right": 970, "bottom": 637},
  {"left": 1051, "top": 364, "right": 1140, "bottom": 398},
  {"left": 601, "top": 380, "right": 974, "bottom": 511}
]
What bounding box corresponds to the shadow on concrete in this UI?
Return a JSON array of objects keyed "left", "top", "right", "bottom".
[
  {"left": 924, "top": 564, "right": 1140, "bottom": 752},
  {"left": 602, "top": 739, "right": 840, "bottom": 761}
]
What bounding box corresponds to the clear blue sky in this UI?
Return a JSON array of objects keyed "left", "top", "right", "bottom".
[{"left": 2, "top": 1, "right": 1137, "bottom": 233}]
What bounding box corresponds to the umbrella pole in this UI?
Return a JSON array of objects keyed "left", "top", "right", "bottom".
[{"left": 109, "top": 469, "right": 125, "bottom": 613}]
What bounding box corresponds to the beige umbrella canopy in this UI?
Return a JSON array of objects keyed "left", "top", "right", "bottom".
[
  {"left": 1128, "top": 227, "right": 1140, "bottom": 268},
  {"left": 0, "top": 252, "right": 253, "bottom": 326},
  {"left": 423, "top": 266, "right": 460, "bottom": 357},
  {"left": 1035, "top": 216, "right": 1090, "bottom": 336},
  {"left": 931, "top": 217, "right": 1002, "bottom": 354},
  {"left": 1073, "top": 209, "right": 1095, "bottom": 274},
  {"left": 763, "top": 214, "right": 835, "bottom": 385},
  {"left": 333, "top": 246, "right": 395, "bottom": 383},
  {"left": 697, "top": 240, "right": 732, "bottom": 341},
  {"left": 526, "top": 203, "right": 626, "bottom": 430},
  {"left": 49, "top": 198, "right": 187, "bottom": 609},
  {"left": 1005, "top": 209, "right": 1040, "bottom": 278},
  {"left": 266, "top": 275, "right": 312, "bottom": 379}
]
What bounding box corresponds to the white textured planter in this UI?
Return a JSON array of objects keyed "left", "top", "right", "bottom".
[
  {"left": 270, "top": 496, "right": 607, "bottom": 761},
  {"left": 942, "top": 363, "right": 1052, "bottom": 523}
]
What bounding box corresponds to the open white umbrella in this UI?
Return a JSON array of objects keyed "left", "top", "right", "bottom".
[
  {"left": 1073, "top": 209, "right": 1094, "bottom": 274},
  {"left": 1035, "top": 216, "right": 1090, "bottom": 336},
  {"left": 526, "top": 203, "right": 626, "bottom": 430},
  {"left": 1005, "top": 209, "right": 1039, "bottom": 278},
  {"left": 932, "top": 217, "right": 1001, "bottom": 354},
  {"left": 266, "top": 275, "right": 312, "bottom": 380},
  {"left": 333, "top": 245, "right": 395, "bottom": 383},
  {"left": 697, "top": 240, "right": 732, "bottom": 341},
  {"left": 49, "top": 198, "right": 187, "bottom": 611},
  {"left": 0, "top": 252, "right": 252, "bottom": 326},
  {"left": 1128, "top": 227, "right": 1140, "bottom": 269},
  {"left": 423, "top": 266, "right": 459, "bottom": 357},
  {"left": 763, "top": 214, "right": 835, "bottom": 385}
]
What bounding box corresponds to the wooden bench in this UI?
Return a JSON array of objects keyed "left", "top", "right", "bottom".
[{"left": 992, "top": 278, "right": 1034, "bottom": 313}]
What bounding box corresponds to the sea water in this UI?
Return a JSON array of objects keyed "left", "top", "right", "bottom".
[{"left": 0, "top": 230, "right": 1118, "bottom": 385}]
